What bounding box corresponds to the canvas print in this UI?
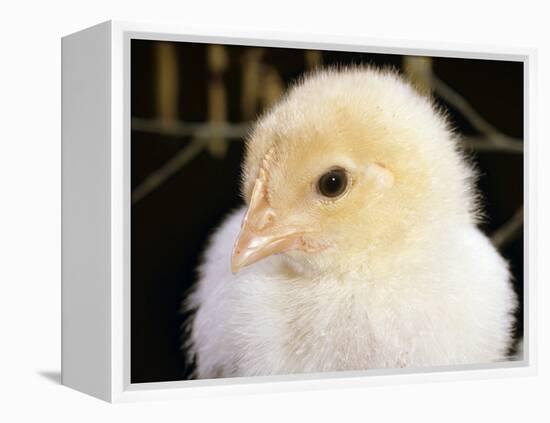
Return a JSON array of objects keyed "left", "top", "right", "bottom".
[{"left": 131, "top": 40, "right": 523, "bottom": 383}]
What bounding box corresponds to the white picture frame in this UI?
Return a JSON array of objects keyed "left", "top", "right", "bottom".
[{"left": 61, "top": 20, "right": 537, "bottom": 403}]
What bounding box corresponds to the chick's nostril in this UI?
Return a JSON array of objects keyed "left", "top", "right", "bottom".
[{"left": 251, "top": 208, "right": 276, "bottom": 231}]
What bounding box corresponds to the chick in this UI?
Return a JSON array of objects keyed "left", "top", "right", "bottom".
[{"left": 185, "top": 67, "right": 517, "bottom": 378}]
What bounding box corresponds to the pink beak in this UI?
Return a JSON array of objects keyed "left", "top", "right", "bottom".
[{"left": 231, "top": 167, "right": 311, "bottom": 274}]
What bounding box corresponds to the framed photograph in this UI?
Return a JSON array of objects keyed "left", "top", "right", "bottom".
[{"left": 61, "top": 20, "right": 536, "bottom": 402}]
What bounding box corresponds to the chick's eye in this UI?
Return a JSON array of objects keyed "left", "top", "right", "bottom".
[{"left": 317, "top": 168, "right": 348, "bottom": 198}]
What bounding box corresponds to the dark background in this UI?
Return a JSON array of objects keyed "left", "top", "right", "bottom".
[{"left": 131, "top": 40, "right": 524, "bottom": 383}]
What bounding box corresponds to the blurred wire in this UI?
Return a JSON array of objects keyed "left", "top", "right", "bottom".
[
  {"left": 491, "top": 207, "right": 524, "bottom": 248},
  {"left": 131, "top": 118, "right": 250, "bottom": 205},
  {"left": 132, "top": 138, "right": 204, "bottom": 205},
  {"left": 432, "top": 76, "right": 523, "bottom": 154},
  {"left": 132, "top": 117, "right": 250, "bottom": 140}
]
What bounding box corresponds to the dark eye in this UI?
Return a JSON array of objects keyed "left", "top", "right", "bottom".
[{"left": 317, "top": 167, "right": 348, "bottom": 198}]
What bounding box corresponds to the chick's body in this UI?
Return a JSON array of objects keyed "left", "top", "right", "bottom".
[{"left": 187, "top": 68, "right": 516, "bottom": 378}]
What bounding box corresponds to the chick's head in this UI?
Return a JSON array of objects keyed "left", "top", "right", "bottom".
[{"left": 232, "top": 68, "right": 477, "bottom": 275}]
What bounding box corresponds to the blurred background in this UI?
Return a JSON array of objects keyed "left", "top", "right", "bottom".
[{"left": 131, "top": 40, "right": 524, "bottom": 384}]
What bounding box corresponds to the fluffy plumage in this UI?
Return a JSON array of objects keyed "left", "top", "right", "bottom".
[{"left": 185, "top": 67, "right": 517, "bottom": 378}]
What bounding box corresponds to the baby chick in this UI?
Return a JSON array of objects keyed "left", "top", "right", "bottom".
[{"left": 186, "top": 67, "right": 517, "bottom": 378}]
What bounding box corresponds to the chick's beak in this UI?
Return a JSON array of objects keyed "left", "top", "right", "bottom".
[{"left": 231, "top": 169, "right": 308, "bottom": 274}]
